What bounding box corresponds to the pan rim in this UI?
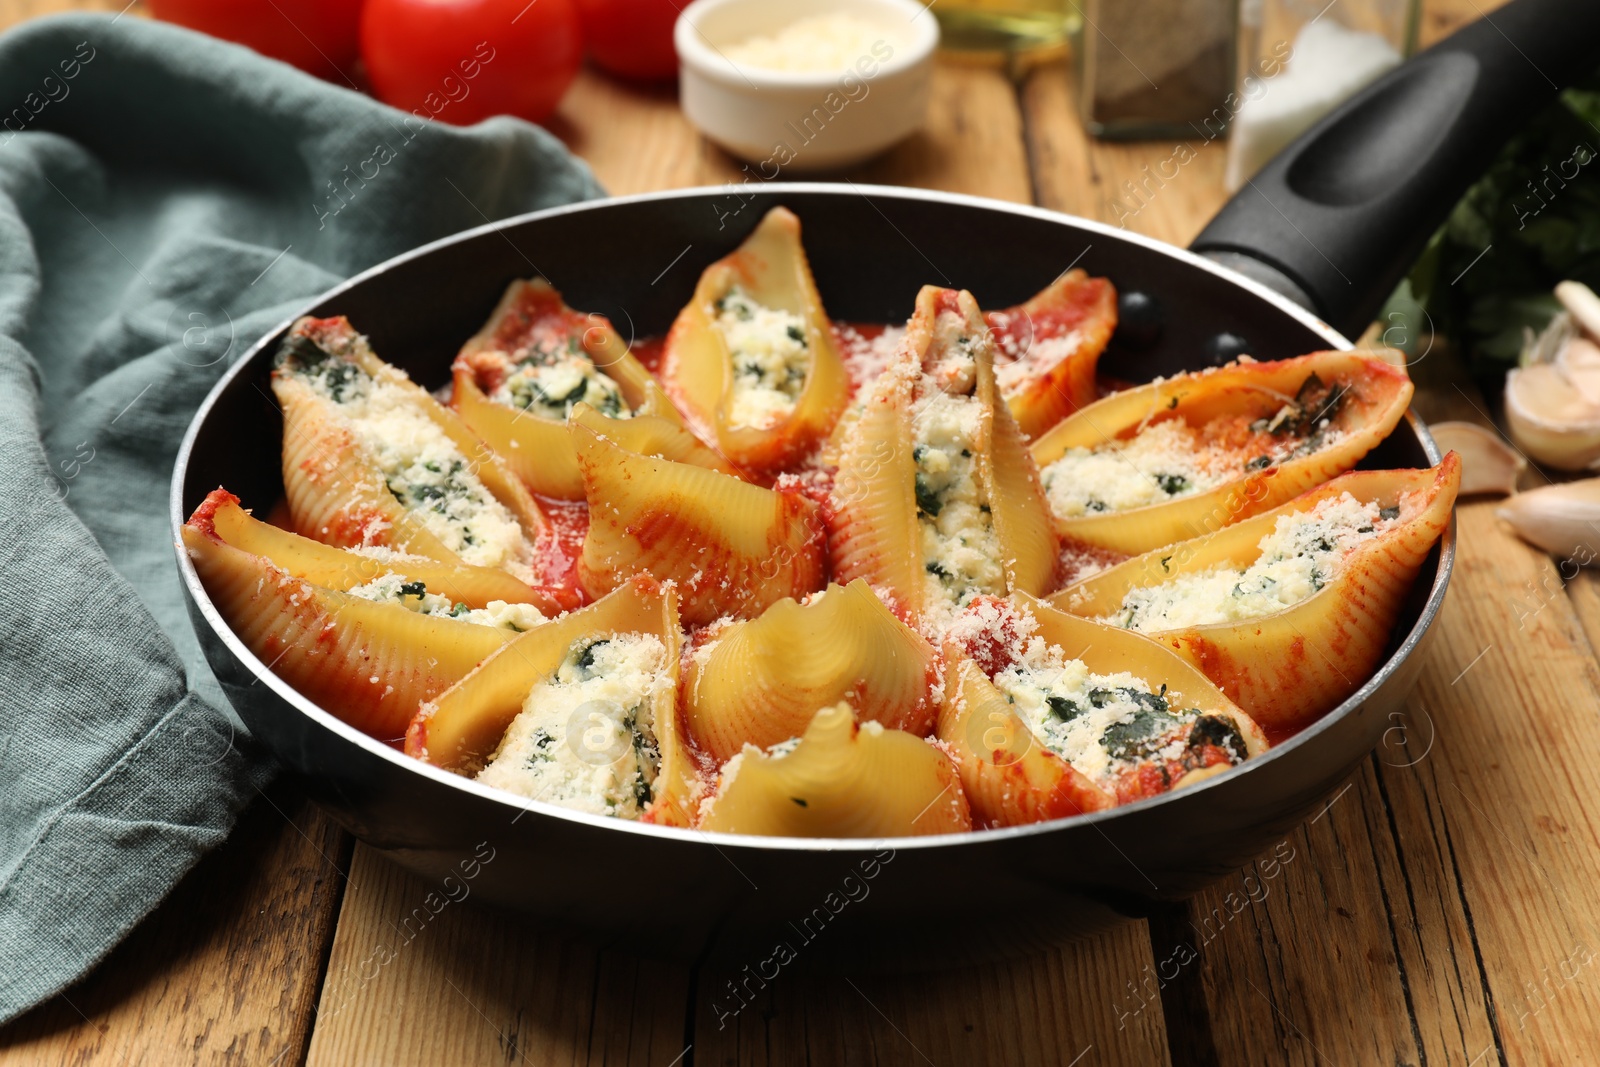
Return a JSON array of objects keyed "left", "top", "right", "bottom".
[{"left": 170, "top": 182, "right": 1453, "bottom": 854}]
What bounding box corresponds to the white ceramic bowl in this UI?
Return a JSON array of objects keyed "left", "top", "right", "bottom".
[{"left": 674, "top": 0, "right": 939, "bottom": 172}]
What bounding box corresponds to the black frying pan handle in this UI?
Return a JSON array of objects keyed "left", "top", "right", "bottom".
[{"left": 1190, "top": 0, "right": 1600, "bottom": 338}]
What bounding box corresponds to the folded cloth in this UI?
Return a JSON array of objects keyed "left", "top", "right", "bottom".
[{"left": 0, "top": 12, "right": 603, "bottom": 1023}]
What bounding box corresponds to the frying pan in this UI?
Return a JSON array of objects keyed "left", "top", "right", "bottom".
[{"left": 171, "top": 0, "right": 1597, "bottom": 969}]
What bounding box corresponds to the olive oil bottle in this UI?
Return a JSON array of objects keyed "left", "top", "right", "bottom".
[{"left": 933, "top": 0, "right": 1078, "bottom": 62}]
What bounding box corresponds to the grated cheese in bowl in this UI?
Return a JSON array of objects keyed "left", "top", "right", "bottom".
[{"left": 723, "top": 13, "right": 903, "bottom": 74}]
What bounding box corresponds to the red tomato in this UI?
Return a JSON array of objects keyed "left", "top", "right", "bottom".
[
  {"left": 361, "top": 0, "right": 584, "bottom": 126},
  {"left": 575, "top": 0, "right": 679, "bottom": 81},
  {"left": 148, "top": 0, "right": 364, "bottom": 82}
]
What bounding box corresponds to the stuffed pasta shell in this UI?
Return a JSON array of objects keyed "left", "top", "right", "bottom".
[
  {"left": 660, "top": 206, "right": 849, "bottom": 472},
  {"left": 936, "top": 594, "right": 1266, "bottom": 825},
  {"left": 183, "top": 490, "right": 541, "bottom": 741},
  {"left": 407, "top": 576, "right": 701, "bottom": 826},
  {"left": 451, "top": 278, "right": 689, "bottom": 498},
  {"left": 188, "top": 488, "right": 569, "bottom": 613},
  {"left": 985, "top": 269, "right": 1117, "bottom": 439},
  {"left": 272, "top": 316, "right": 564, "bottom": 589},
  {"left": 572, "top": 403, "right": 824, "bottom": 626},
  {"left": 1030, "top": 351, "right": 1414, "bottom": 555},
  {"left": 685, "top": 579, "right": 939, "bottom": 763},
  {"left": 1055, "top": 455, "right": 1460, "bottom": 739},
  {"left": 697, "top": 703, "right": 971, "bottom": 838},
  {"left": 830, "top": 285, "right": 1056, "bottom": 632}
]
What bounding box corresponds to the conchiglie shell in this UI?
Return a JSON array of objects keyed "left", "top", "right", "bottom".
[
  {"left": 1029, "top": 351, "right": 1415, "bottom": 555},
  {"left": 572, "top": 419, "right": 824, "bottom": 626},
  {"left": 450, "top": 369, "right": 583, "bottom": 498},
  {"left": 987, "top": 269, "right": 1117, "bottom": 438},
  {"left": 275, "top": 371, "right": 447, "bottom": 556},
  {"left": 660, "top": 206, "right": 849, "bottom": 471},
  {"left": 937, "top": 594, "right": 1266, "bottom": 825},
  {"left": 936, "top": 654, "right": 1115, "bottom": 827},
  {"left": 190, "top": 488, "right": 563, "bottom": 612},
  {"left": 569, "top": 402, "right": 739, "bottom": 476},
  {"left": 182, "top": 519, "right": 512, "bottom": 743},
  {"left": 1016, "top": 592, "right": 1268, "bottom": 800},
  {"left": 685, "top": 579, "right": 939, "bottom": 763},
  {"left": 828, "top": 342, "right": 921, "bottom": 613},
  {"left": 406, "top": 577, "right": 699, "bottom": 826},
  {"left": 979, "top": 334, "right": 1058, "bottom": 597},
  {"left": 452, "top": 278, "right": 684, "bottom": 499},
  {"left": 273, "top": 316, "right": 549, "bottom": 559},
  {"left": 828, "top": 286, "right": 1057, "bottom": 620},
  {"left": 697, "top": 703, "right": 970, "bottom": 838},
  {"left": 1053, "top": 455, "right": 1460, "bottom": 739}
]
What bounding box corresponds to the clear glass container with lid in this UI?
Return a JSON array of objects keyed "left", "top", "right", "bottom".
[
  {"left": 1073, "top": 0, "right": 1239, "bottom": 140},
  {"left": 1225, "top": 0, "right": 1421, "bottom": 188}
]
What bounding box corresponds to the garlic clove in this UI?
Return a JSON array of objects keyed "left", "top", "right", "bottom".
[
  {"left": 1511, "top": 361, "right": 1600, "bottom": 423},
  {"left": 1505, "top": 362, "right": 1600, "bottom": 471},
  {"left": 1557, "top": 337, "right": 1600, "bottom": 408},
  {"left": 1428, "top": 421, "right": 1525, "bottom": 495},
  {"left": 1497, "top": 478, "right": 1600, "bottom": 565},
  {"left": 1556, "top": 281, "right": 1600, "bottom": 344}
]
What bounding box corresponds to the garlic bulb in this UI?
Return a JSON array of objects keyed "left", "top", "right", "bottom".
[
  {"left": 1428, "top": 421, "right": 1525, "bottom": 495},
  {"left": 1505, "top": 282, "right": 1600, "bottom": 471},
  {"left": 1497, "top": 478, "right": 1600, "bottom": 565}
]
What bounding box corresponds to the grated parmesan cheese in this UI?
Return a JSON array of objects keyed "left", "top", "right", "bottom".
[
  {"left": 1040, "top": 372, "right": 1352, "bottom": 521},
  {"left": 1042, "top": 419, "right": 1235, "bottom": 518},
  {"left": 1104, "top": 492, "right": 1397, "bottom": 631},
  {"left": 993, "top": 636, "right": 1214, "bottom": 784},
  {"left": 722, "top": 13, "right": 900, "bottom": 74},
  {"left": 345, "top": 573, "right": 544, "bottom": 632},
  {"left": 477, "top": 634, "right": 670, "bottom": 818}
]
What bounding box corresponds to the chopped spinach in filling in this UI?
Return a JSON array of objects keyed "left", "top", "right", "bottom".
[{"left": 715, "top": 285, "right": 811, "bottom": 429}]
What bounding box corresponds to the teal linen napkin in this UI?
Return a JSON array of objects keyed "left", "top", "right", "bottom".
[{"left": 0, "top": 12, "right": 603, "bottom": 1023}]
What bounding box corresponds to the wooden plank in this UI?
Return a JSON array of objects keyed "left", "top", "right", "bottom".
[
  {"left": 693, "top": 921, "right": 1173, "bottom": 1067},
  {"left": 1020, "top": 59, "right": 1230, "bottom": 248},
  {"left": 0, "top": 781, "right": 350, "bottom": 1067},
  {"left": 303, "top": 845, "right": 690, "bottom": 1067},
  {"left": 856, "top": 63, "right": 1032, "bottom": 203},
  {"left": 1405, "top": 502, "right": 1600, "bottom": 1063},
  {"left": 1181, "top": 753, "right": 1503, "bottom": 1067},
  {"left": 554, "top": 71, "right": 738, "bottom": 196}
]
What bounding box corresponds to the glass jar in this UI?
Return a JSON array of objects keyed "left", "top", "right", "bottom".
[
  {"left": 1224, "top": 0, "right": 1421, "bottom": 189},
  {"left": 935, "top": 0, "right": 1079, "bottom": 65},
  {"left": 1074, "top": 0, "right": 1239, "bottom": 140}
]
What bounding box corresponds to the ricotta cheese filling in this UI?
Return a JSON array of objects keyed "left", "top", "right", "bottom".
[
  {"left": 1042, "top": 419, "right": 1235, "bottom": 518},
  {"left": 477, "top": 634, "right": 670, "bottom": 818},
  {"left": 345, "top": 573, "right": 544, "bottom": 632},
  {"left": 715, "top": 285, "right": 811, "bottom": 429},
  {"left": 492, "top": 348, "right": 632, "bottom": 422},
  {"left": 924, "top": 309, "right": 979, "bottom": 395},
  {"left": 992, "top": 637, "right": 1231, "bottom": 784},
  {"left": 296, "top": 358, "right": 537, "bottom": 581},
  {"left": 1040, "top": 373, "right": 1351, "bottom": 520},
  {"left": 914, "top": 391, "right": 1006, "bottom": 622},
  {"left": 1104, "top": 491, "right": 1397, "bottom": 632}
]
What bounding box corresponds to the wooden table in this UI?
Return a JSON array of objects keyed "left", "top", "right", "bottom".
[{"left": 6, "top": 1, "right": 1599, "bottom": 1064}]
